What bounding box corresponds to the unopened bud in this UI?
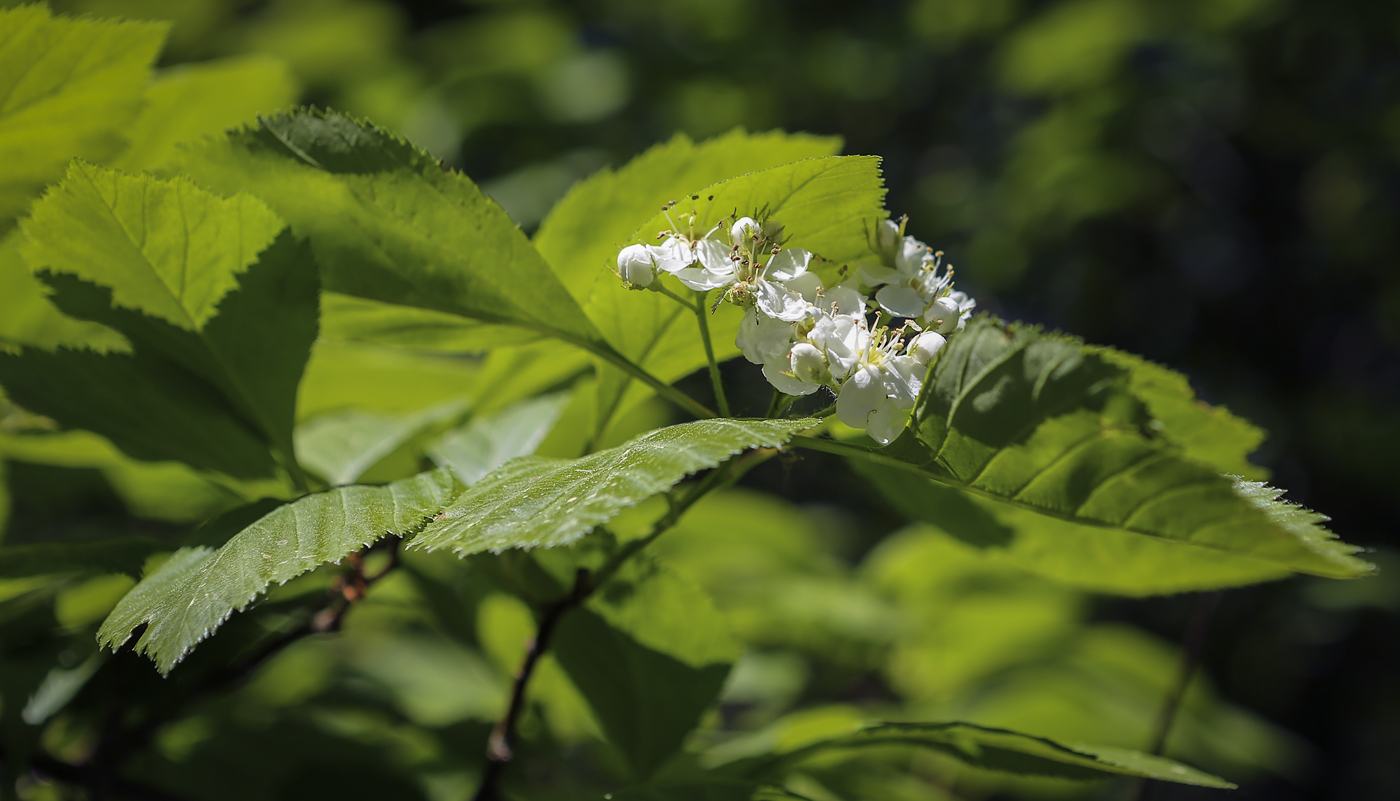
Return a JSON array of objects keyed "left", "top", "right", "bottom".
[
  {"left": 617, "top": 244, "right": 657, "bottom": 289},
  {"left": 877, "top": 219, "right": 900, "bottom": 259},
  {"left": 731, "top": 216, "right": 758, "bottom": 246},
  {"left": 923, "top": 296, "right": 961, "bottom": 334},
  {"left": 909, "top": 331, "right": 947, "bottom": 365},
  {"left": 790, "top": 342, "right": 832, "bottom": 384}
]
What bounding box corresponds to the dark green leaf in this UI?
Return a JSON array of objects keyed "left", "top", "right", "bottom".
[
  {"left": 0, "top": 537, "right": 164, "bottom": 579},
  {"left": 554, "top": 557, "right": 740, "bottom": 779},
  {"left": 733, "top": 721, "right": 1234, "bottom": 787}
]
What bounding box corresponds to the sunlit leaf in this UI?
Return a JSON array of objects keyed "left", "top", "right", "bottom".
[
  {"left": 113, "top": 54, "right": 299, "bottom": 172},
  {"left": 0, "top": 6, "right": 166, "bottom": 227},
  {"left": 98, "top": 469, "right": 461, "bottom": 673},
  {"left": 429, "top": 392, "right": 570, "bottom": 485},
  {"left": 804, "top": 317, "right": 1372, "bottom": 579},
  {"left": 412, "top": 418, "right": 815, "bottom": 556},
  {"left": 298, "top": 399, "right": 470, "bottom": 486},
  {"left": 173, "top": 107, "right": 603, "bottom": 348}
]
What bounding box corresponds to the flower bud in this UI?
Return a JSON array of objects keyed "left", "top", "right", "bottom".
[
  {"left": 731, "top": 217, "right": 758, "bottom": 246},
  {"left": 617, "top": 244, "right": 657, "bottom": 288},
  {"left": 923, "top": 295, "right": 962, "bottom": 334},
  {"left": 790, "top": 342, "right": 831, "bottom": 384},
  {"left": 876, "top": 219, "right": 900, "bottom": 261},
  {"left": 909, "top": 331, "right": 947, "bottom": 365}
]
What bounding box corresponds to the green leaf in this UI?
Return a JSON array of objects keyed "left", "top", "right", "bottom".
[
  {"left": 112, "top": 54, "right": 299, "bottom": 172},
  {"left": 98, "top": 468, "right": 461, "bottom": 673},
  {"left": 20, "top": 163, "right": 286, "bottom": 332},
  {"left": 1091, "top": 346, "right": 1267, "bottom": 478},
  {"left": 428, "top": 392, "right": 570, "bottom": 485},
  {"left": 0, "top": 6, "right": 167, "bottom": 227},
  {"left": 0, "top": 346, "right": 280, "bottom": 478},
  {"left": 319, "top": 291, "right": 540, "bottom": 351},
  {"left": 553, "top": 557, "right": 741, "bottom": 779},
  {"left": 804, "top": 317, "right": 1371, "bottom": 579},
  {"left": 534, "top": 129, "right": 843, "bottom": 306},
  {"left": 297, "top": 399, "right": 470, "bottom": 486},
  {"left": 173, "top": 108, "right": 603, "bottom": 347},
  {"left": 854, "top": 462, "right": 1289, "bottom": 595},
  {"left": 411, "top": 418, "right": 814, "bottom": 556},
  {"left": 0, "top": 230, "right": 126, "bottom": 353},
  {"left": 733, "top": 721, "right": 1234, "bottom": 787},
  {"left": 588, "top": 155, "right": 886, "bottom": 434}
]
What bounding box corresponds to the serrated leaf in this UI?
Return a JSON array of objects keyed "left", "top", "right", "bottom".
[
  {"left": 20, "top": 163, "right": 285, "bottom": 331},
  {"left": 733, "top": 721, "right": 1234, "bottom": 787},
  {"left": 806, "top": 317, "right": 1370, "bottom": 579},
  {"left": 554, "top": 557, "right": 741, "bottom": 779},
  {"left": 534, "top": 129, "right": 843, "bottom": 306},
  {"left": 0, "top": 6, "right": 166, "bottom": 227},
  {"left": 112, "top": 54, "right": 299, "bottom": 172},
  {"left": 588, "top": 155, "right": 886, "bottom": 435},
  {"left": 855, "top": 462, "right": 1288, "bottom": 595},
  {"left": 1, "top": 220, "right": 319, "bottom": 479},
  {"left": 98, "top": 469, "right": 461, "bottom": 673},
  {"left": 1092, "top": 346, "right": 1267, "bottom": 478},
  {"left": 429, "top": 392, "right": 569, "bottom": 485},
  {"left": 412, "top": 418, "right": 814, "bottom": 556},
  {"left": 173, "top": 108, "right": 603, "bottom": 347}
]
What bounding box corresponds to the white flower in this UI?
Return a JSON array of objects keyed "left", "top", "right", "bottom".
[
  {"left": 789, "top": 342, "right": 830, "bottom": 384},
  {"left": 731, "top": 216, "right": 759, "bottom": 245},
  {"left": 673, "top": 239, "right": 736, "bottom": 291},
  {"left": 836, "top": 355, "right": 923, "bottom": 445},
  {"left": 736, "top": 310, "right": 796, "bottom": 365},
  {"left": 753, "top": 248, "right": 816, "bottom": 322},
  {"left": 922, "top": 290, "right": 976, "bottom": 334}
]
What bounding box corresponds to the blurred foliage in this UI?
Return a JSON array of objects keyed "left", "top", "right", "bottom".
[{"left": 0, "top": 0, "right": 1396, "bottom": 799}]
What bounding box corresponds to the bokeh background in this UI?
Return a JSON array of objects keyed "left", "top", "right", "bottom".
[{"left": 3, "top": 0, "right": 1398, "bottom": 798}]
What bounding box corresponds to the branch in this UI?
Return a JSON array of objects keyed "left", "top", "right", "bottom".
[{"left": 472, "top": 568, "right": 590, "bottom": 801}]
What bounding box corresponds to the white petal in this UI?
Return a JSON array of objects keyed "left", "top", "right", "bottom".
[
  {"left": 881, "top": 356, "right": 924, "bottom": 408},
  {"left": 876, "top": 284, "right": 927, "bottom": 318},
  {"left": 736, "top": 312, "right": 796, "bottom": 364},
  {"left": 877, "top": 219, "right": 900, "bottom": 254},
  {"left": 896, "top": 236, "right": 929, "bottom": 274},
  {"left": 922, "top": 295, "right": 962, "bottom": 334},
  {"left": 757, "top": 280, "right": 813, "bottom": 323},
  {"left": 652, "top": 239, "right": 694, "bottom": 273},
  {"left": 859, "top": 263, "right": 899, "bottom": 287},
  {"left": 765, "top": 248, "right": 811, "bottom": 282},
  {"left": 789, "top": 342, "right": 830, "bottom": 384},
  {"left": 836, "top": 365, "right": 885, "bottom": 431},
  {"left": 821, "top": 285, "right": 866, "bottom": 317},
  {"left": 695, "top": 239, "right": 734, "bottom": 273},
  {"left": 909, "top": 331, "right": 947, "bottom": 365},
  {"left": 616, "top": 244, "right": 655, "bottom": 287},
  {"left": 675, "top": 266, "right": 734, "bottom": 291},
  {"left": 786, "top": 271, "right": 825, "bottom": 302},
  {"left": 865, "top": 403, "right": 909, "bottom": 446}
]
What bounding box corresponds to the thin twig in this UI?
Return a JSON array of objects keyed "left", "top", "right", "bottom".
[
  {"left": 1130, "top": 590, "right": 1224, "bottom": 801},
  {"left": 470, "top": 449, "right": 779, "bottom": 799},
  {"left": 473, "top": 569, "right": 590, "bottom": 801}
]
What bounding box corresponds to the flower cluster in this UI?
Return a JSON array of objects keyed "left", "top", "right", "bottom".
[{"left": 616, "top": 211, "right": 975, "bottom": 445}]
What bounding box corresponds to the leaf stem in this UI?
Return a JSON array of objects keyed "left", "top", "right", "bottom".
[
  {"left": 693, "top": 290, "right": 731, "bottom": 417},
  {"left": 587, "top": 340, "right": 716, "bottom": 420}
]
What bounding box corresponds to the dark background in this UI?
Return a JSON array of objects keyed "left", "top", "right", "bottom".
[{"left": 19, "top": 0, "right": 1400, "bottom": 797}]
